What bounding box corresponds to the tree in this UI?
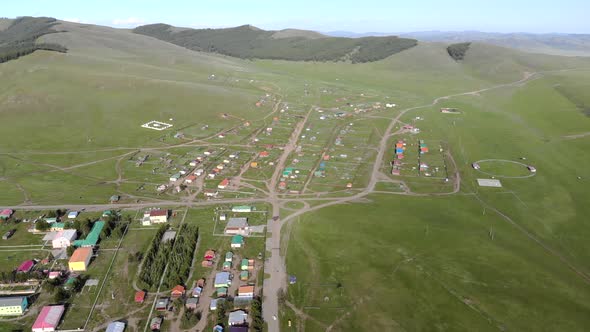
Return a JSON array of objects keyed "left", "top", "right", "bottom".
[
  {"left": 54, "top": 288, "right": 70, "bottom": 303},
  {"left": 66, "top": 246, "right": 76, "bottom": 257},
  {"left": 35, "top": 219, "right": 50, "bottom": 231}
]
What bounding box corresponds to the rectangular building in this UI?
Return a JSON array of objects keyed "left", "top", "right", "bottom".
[
  {"left": 0, "top": 296, "right": 28, "bottom": 316},
  {"left": 73, "top": 221, "right": 104, "bottom": 247},
  {"left": 32, "top": 305, "right": 65, "bottom": 332},
  {"left": 68, "top": 247, "right": 93, "bottom": 271},
  {"left": 225, "top": 218, "right": 249, "bottom": 236},
  {"left": 51, "top": 229, "right": 77, "bottom": 249}
]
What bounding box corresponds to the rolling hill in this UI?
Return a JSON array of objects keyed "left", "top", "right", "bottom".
[{"left": 133, "top": 23, "right": 418, "bottom": 63}]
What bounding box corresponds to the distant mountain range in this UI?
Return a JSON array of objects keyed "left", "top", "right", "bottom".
[{"left": 324, "top": 30, "right": 590, "bottom": 56}]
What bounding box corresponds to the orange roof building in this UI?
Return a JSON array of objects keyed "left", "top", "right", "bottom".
[
  {"left": 68, "top": 247, "right": 93, "bottom": 271},
  {"left": 171, "top": 285, "right": 185, "bottom": 297}
]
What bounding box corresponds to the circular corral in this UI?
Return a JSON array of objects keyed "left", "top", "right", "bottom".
[{"left": 474, "top": 159, "right": 536, "bottom": 179}]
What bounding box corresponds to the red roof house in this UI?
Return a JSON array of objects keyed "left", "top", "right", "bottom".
[
  {"left": 259, "top": 151, "right": 269, "bottom": 158},
  {"left": 204, "top": 250, "right": 216, "bottom": 260},
  {"left": 171, "top": 285, "right": 185, "bottom": 297},
  {"left": 17, "top": 260, "right": 35, "bottom": 273},
  {"left": 135, "top": 290, "right": 146, "bottom": 303}
]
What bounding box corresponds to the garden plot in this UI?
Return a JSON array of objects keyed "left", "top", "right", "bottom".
[{"left": 305, "top": 121, "right": 377, "bottom": 193}]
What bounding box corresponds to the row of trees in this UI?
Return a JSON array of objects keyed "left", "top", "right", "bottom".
[
  {"left": 138, "top": 224, "right": 171, "bottom": 289},
  {"left": 162, "top": 224, "right": 199, "bottom": 288},
  {"left": 250, "top": 296, "right": 264, "bottom": 331}
]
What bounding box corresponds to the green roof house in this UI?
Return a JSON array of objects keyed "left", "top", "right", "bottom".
[
  {"left": 225, "top": 252, "right": 233, "bottom": 262},
  {"left": 231, "top": 235, "right": 244, "bottom": 248},
  {"left": 223, "top": 261, "right": 231, "bottom": 271},
  {"left": 241, "top": 259, "right": 249, "bottom": 271},
  {"left": 102, "top": 210, "right": 113, "bottom": 218},
  {"left": 240, "top": 271, "right": 249, "bottom": 281},
  {"left": 73, "top": 221, "right": 105, "bottom": 247}
]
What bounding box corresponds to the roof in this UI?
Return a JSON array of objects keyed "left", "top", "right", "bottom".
[
  {"left": 67, "top": 211, "right": 79, "bottom": 218},
  {"left": 231, "top": 235, "right": 244, "bottom": 244},
  {"left": 155, "top": 298, "right": 169, "bottom": 308},
  {"left": 0, "top": 209, "right": 13, "bottom": 216},
  {"left": 214, "top": 272, "right": 230, "bottom": 285},
  {"left": 225, "top": 252, "right": 233, "bottom": 259},
  {"left": 54, "top": 229, "right": 77, "bottom": 240},
  {"left": 135, "top": 291, "right": 145, "bottom": 302},
  {"left": 238, "top": 285, "right": 254, "bottom": 294},
  {"left": 171, "top": 285, "right": 185, "bottom": 294},
  {"left": 73, "top": 221, "right": 104, "bottom": 247},
  {"left": 232, "top": 205, "right": 253, "bottom": 211},
  {"left": 70, "top": 247, "right": 92, "bottom": 263},
  {"left": 32, "top": 305, "right": 65, "bottom": 330},
  {"left": 219, "top": 178, "right": 230, "bottom": 185},
  {"left": 106, "top": 322, "right": 126, "bottom": 332},
  {"left": 186, "top": 297, "right": 199, "bottom": 305},
  {"left": 228, "top": 310, "right": 248, "bottom": 325},
  {"left": 150, "top": 209, "right": 168, "bottom": 217},
  {"left": 0, "top": 296, "right": 26, "bottom": 307},
  {"left": 227, "top": 218, "right": 248, "bottom": 228},
  {"left": 229, "top": 326, "right": 249, "bottom": 332},
  {"left": 17, "top": 260, "right": 34, "bottom": 272},
  {"left": 241, "top": 258, "right": 249, "bottom": 266}
]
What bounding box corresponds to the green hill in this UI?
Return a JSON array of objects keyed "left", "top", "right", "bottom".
[
  {"left": 0, "top": 16, "right": 67, "bottom": 63},
  {"left": 133, "top": 23, "right": 417, "bottom": 63}
]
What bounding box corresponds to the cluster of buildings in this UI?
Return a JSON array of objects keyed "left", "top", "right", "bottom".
[{"left": 391, "top": 139, "right": 407, "bottom": 175}]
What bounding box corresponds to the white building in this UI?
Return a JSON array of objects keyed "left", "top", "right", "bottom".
[
  {"left": 149, "top": 210, "right": 168, "bottom": 224},
  {"left": 224, "top": 218, "right": 250, "bottom": 236},
  {"left": 51, "top": 230, "right": 77, "bottom": 249},
  {"left": 228, "top": 310, "right": 248, "bottom": 326}
]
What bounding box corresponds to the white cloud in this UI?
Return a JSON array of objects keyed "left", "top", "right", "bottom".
[
  {"left": 63, "top": 18, "right": 82, "bottom": 23},
  {"left": 111, "top": 17, "right": 146, "bottom": 28}
]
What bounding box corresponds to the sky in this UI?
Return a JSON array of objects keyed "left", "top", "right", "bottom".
[{"left": 2, "top": 0, "right": 589, "bottom": 33}]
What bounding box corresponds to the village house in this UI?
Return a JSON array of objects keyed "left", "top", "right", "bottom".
[
  {"left": 228, "top": 310, "right": 248, "bottom": 326},
  {"left": 204, "top": 250, "right": 216, "bottom": 261},
  {"left": 17, "top": 260, "right": 35, "bottom": 273},
  {"left": 185, "top": 297, "right": 199, "bottom": 310},
  {"left": 240, "top": 271, "right": 249, "bottom": 281},
  {"left": 218, "top": 178, "right": 230, "bottom": 189},
  {"left": 0, "top": 296, "right": 28, "bottom": 316},
  {"left": 69, "top": 247, "right": 93, "bottom": 271},
  {"left": 51, "top": 229, "right": 77, "bottom": 249},
  {"left": 204, "top": 189, "right": 219, "bottom": 197},
  {"left": 214, "top": 272, "right": 231, "bottom": 288},
  {"left": 169, "top": 173, "right": 181, "bottom": 182},
  {"left": 231, "top": 206, "right": 254, "bottom": 213},
  {"left": 171, "top": 285, "right": 185, "bottom": 298},
  {"left": 135, "top": 290, "right": 146, "bottom": 303},
  {"left": 259, "top": 151, "right": 269, "bottom": 158},
  {"left": 32, "top": 305, "right": 65, "bottom": 332},
  {"left": 231, "top": 235, "right": 244, "bottom": 248},
  {"left": 185, "top": 175, "right": 197, "bottom": 184},
  {"left": 225, "top": 252, "right": 233, "bottom": 262},
  {"left": 67, "top": 211, "right": 79, "bottom": 219},
  {"left": 238, "top": 285, "right": 255, "bottom": 298},
  {"left": 149, "top": 209, "right": 169, "bottom": 224},
  {"left": 155, "top": 298, "right": 169, "bottom": 311},
  {"left": 73, "top": 221, "right": 104, "bottom": 247},
  {"left": 0, "top": 209, "right": 13, "bottom": 220},
  {"left": 106, "top": 322, "right": 125, "bottom": 332},
  {"left": 225, "top": 218, "right": 249, "bottom": 236}
]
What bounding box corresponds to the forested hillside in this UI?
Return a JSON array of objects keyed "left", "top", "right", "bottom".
[
  {"left": 447, "top": 42, "right": 471, "bottom": 61},
  {"left": 134, "top": 24, "right": 417, "bottom": 63},
  {"left": 0, "top": 16, "right": 67, "bottom": 63}
]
